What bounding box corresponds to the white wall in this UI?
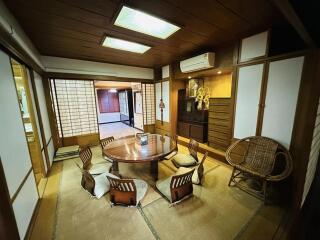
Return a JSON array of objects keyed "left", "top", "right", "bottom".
[
  {"left": 0, "top": 49, "right": 39, "bottom": 239},
  {"left": 41, "top": 56, "right": 154, "bottom": 80}
]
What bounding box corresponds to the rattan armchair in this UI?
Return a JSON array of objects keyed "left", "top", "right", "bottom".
[{"left": 225, "top": 136, "right": 293, "bottom": 203}]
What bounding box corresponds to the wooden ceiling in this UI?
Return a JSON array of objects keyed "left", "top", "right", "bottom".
[{"left": 4, "top": 0, "right": 286, "bottom": 68}]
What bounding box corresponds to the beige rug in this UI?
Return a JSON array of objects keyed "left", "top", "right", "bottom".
[{"left": 53, "top": 146, "right": 262, "bottom": 240}]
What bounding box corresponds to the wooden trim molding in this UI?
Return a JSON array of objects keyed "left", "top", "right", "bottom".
[
  {"left": 0, "top": 158, "right": 20, "bottom": 240},
  {"left": 45, "top": 72, "right": 152, "bottom": 83},
  {"left": 0, "top": 30, "right": 43, "bottom": 74}
]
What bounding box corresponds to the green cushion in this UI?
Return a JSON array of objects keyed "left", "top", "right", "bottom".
[
  {"left": 172, "top": 153, "right": 197, "bottom": 167},
  {"left": 156, "top": 176, "right": 172, "bottom": 202}
]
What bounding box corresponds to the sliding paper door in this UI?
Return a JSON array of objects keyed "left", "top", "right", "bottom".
[
  {"left": 261, "top": 56, "right": 304, "bottom": 148},
  {"left": 0, "top": 50, "right": 38, "bottom": 239},
  {"left": 51, "top": 79, "right": 98, "bottom": 138},
  {"left": 234, "top": 64, "right": 264, "bottom": 139},
  {"left": 34, "top": 71, "right": 55, "bottom": 168}
]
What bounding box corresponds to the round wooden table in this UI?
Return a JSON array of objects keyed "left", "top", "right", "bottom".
[{"left": 103, "top": 134, "right": 177, "bottom": 180}]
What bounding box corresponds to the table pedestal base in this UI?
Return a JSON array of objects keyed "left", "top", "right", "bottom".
[
  {"left": 150, "top": 161, "right": 158, "bottom": 181},
  {"left": 111, "top": 161, "right": 159, "bottom": 181}
]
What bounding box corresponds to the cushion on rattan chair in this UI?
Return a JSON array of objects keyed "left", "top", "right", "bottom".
[{"left": 172, "top": 153, "right": 197, "bottom": 167}]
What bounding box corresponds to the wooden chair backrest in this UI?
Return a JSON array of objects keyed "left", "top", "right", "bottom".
[
  {"left": 79, "top": 146, "right": 92, "bottom": 170},
  {"left": 81, "top": 170, "right": 95, "bottom": 196},
  {"left": 170, "top": 169, "right": 195, "bottom": 203},
  {"left": 100, "top": 136, "right": 115, "bottom": 149},
  {"left": 107, "top": 176, "right": 137, "bottom": 206},
  {"left": 165, "top": 134, "right": 178, "bottom": 151},
  {"left": 197, "top": 152, "right": 208, "bottom": 184},
  {"left": 188, "top": 139, "right": 199, "bottom": 161}
]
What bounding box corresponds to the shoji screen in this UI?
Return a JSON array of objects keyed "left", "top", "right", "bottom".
[
  {"left": 155, "top": 82, "right": 161, "bottom": 121},
  {"left": 261, "top": 57, "right": 304, "bottom": 148},
  {"left": 162, "top": 81, "right": 170, "bottom": 122},
  {"left": 51, "top": 79, "right": 98, "bottom": 138},
  {"left": 0, "top": 50, "right": 38, "bottom": 239},
  {"left": 142, "top": 83, "right": 155, "bottom": 125},
  {"left": 34, "top": 72, "right": 55, "bottom": 167},
  {"left": 234, "top": 64, "right": 264, "bottom": 139}
]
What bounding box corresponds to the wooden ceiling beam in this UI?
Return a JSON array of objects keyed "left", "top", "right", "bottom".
[{"left": 271, "top": 0, "right": 316, "bottom": 48}]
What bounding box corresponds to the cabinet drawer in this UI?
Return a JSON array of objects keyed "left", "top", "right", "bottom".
[{"left": 190, "top": 125, "right": 204, "bottom": 140}]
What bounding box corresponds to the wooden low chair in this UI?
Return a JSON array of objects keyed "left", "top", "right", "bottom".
[
  {"left": 156, "top": 169, "right": 195, "bottom": 206},
  {"left": 100, "top": 136, "right": 115, "bottom": 163},
  {"left": 79, "top": 146, "right": 111, "bottom": 175},
  {"left": 175, "top": 152, "right": 208, "bottom": 185},
  {"left": 226, "top": 136, "right": 293, "bottom": 203},
  {"left": 171, "top": 139, "right": 199, "bottom": 168},
  {"left": 81, "top": 170, "right": 95, "bottom": 196},
  {"left": 107, "top": 176, "right": 148, "bottom": 207}
]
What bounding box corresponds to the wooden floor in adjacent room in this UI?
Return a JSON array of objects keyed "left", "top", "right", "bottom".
[{"left": 29, "top": 145, "right": 289, "bottom": 240}]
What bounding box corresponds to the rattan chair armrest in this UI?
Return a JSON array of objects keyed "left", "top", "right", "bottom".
[
  {"left": 266, "top": 151, "right": 293, "bottom": 182},
  {"left": 225, "top": 137, "right": 251, "bottom": 165}
]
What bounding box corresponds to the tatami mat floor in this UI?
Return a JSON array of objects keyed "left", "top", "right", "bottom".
[{"left": 30, "top": 145, "right": 288, "bottom": 240}]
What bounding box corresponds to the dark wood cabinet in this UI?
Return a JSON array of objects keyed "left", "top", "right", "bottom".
[{"left": 177, "top": 89, "right": 208, "bottom": 143}]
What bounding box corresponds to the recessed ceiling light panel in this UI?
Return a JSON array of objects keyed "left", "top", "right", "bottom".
[
  {"left": 102, "top": 36, "right": 151, "bottom": 54},
  {"left": 114, "top": 6, "right": 181, "bottom": 39}
]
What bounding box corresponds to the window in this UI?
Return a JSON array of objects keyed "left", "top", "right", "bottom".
[
  {"left": 50, "top": 79, "right": 98, "bottom": 138},
  {"left": 142, "top": 83, "right": 155, "bottom": 125}
]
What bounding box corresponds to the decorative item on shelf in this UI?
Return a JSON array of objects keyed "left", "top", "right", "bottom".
[
  {"left": 136, "top": 133, "right": 149, "bottom": 145},
  {"left": 159, "top": 98, "right": 165, "bottom": 124},
  {"left": 188, "top": 79, "right": 199, "bottom": 98},
  {"left": 195, "top": 87, "right": 210, "bottom": 110}
]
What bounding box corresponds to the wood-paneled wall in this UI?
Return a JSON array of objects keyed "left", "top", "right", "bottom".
[{"left": 208, "top": 98, "right": 233, "bottom": 150}]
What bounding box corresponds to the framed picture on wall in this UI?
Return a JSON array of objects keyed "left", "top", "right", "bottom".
[
  {"left": 134, "top": 91, "right": 142, "bottom": 114},
  {"left": 188, "top": 79, "right": 203, "bottom": 98}
]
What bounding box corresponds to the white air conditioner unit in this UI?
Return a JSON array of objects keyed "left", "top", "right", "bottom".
[{"left": 180, "top": 52, "right": 215, "bottom": 73}]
